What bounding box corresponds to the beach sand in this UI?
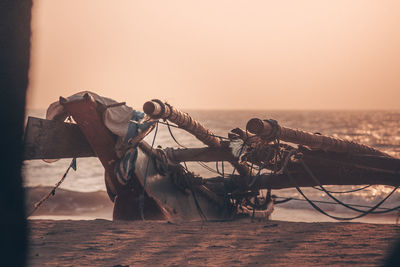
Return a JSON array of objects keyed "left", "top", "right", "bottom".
[{"left": 28, "top": 219, "right": 400, "bottom": 266}]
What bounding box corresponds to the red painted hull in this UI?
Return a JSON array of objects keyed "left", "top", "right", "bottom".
[{"left": 61, "top": 94, "right": 167, "bottom": 220}]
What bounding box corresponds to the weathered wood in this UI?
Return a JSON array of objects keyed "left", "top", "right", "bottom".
[
  {"left": 150, "top": 144, "right": 400, "bottom": 177},
  {"left": 241, "top": 142, "right": 400, "bottom": 174},
  {"left": 23, "top": 117, "right": 95, "bottom": 160},
  {"left": 176, "top": 145, "right": 400, "bottom": 190},
  {"left": 142, "top": 143, "right": 400, "bottom": 189},
  {"left": 299, "top": 148, "right": 400, "bottom": 175},
  {"left": 209, "top": 146, "right": 400, "bottom": 191},
  {"left": 143, "top": 99, "right": 252, "bottom": 176},
  {"left": 246, "top": 118, "right": 388, "bottom": 156},
  {"left": 60, "top": 93, "right": 122, "bottom": 196},
  {"left": 143, "top": 100, "right": 222, "bottom": 147}
]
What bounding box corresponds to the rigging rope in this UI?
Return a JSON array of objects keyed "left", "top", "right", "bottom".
[
  {"left": 216, "top": 161, "right": 226, "bottom": 178},
  {"left": 28, "top": 158, "right": 77, "bottom": 217},
  {"left": 311, "top": 184, "right": 372, "bottom": 194},
  {"left": 290, "top": 177, "right": 398, "bottom": 220},
  {"left": 274, "top": 196, "right": 398, "bottom": 212},
  {"left": 163, "top": 120, "right": 226, "bottom": 176},
  {"left": 299, "top": 158, "right": 398, "bottom": 214},
  {"left": 148, "top": 118, "right": 399, "bottom": 220},
  {"left": 281, "top": 149, "right": 400, "bottom": 220},
  {"left": 158, "top": 120, "right": 209, "bottom": 221},
  {"left": 157, "top": 120, "right": 230, "bottom": 140},
  {"left": 165, "top": 120, "right": 187, "bottom": 148}
]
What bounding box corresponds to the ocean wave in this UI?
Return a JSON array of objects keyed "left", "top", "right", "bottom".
[
  {"left": 25, "top": 184, "right": 400, "bottom": 224},
  {"left": 26, "top": 186, "right": 113, "bottom": 216}
]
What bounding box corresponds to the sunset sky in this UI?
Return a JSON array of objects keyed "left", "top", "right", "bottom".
[{"left": 27, "top": 0, "right": 400, "bottom": 110}]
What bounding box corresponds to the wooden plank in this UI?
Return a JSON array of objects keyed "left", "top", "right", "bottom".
[{"left": 23, "top": 117, "right": 95, "bottom": 160}]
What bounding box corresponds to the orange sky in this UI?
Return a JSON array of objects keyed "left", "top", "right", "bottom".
[{"left": 27, "top": 0, "right": 400, "bottom": 110}]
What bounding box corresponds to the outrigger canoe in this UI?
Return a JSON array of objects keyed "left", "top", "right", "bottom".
[{"left": 24, "top": 91, "right": 400, "bottom": 221}]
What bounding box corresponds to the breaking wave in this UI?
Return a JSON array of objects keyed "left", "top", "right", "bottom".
[{"left": 26, "top": 186, "right": 113, "bottom": 219}]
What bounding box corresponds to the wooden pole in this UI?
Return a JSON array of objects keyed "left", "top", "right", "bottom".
[
  {"left": 143, "top": 100, "right": 252, "bottom": 176},
  {"left": 139, "top": 143, "right": 400, "bottom": 191},
  {"left": 162, "top": 145, "right": 400, "bottom": 175},
  {"left": 143, "top": 100, "right": 221, "bottom": 147},
  {"left": 163, "top": 143, "right": 400, "bottom": 190},
  {"left": 246, "top": 118, "right": 388, "bottom": 156},
  {"left": 210, "top": 152, "right": 400, "bottom": 191}
]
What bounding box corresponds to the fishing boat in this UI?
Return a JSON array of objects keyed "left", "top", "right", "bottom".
[{"left": 24, "top": 91, "right": 400, "bottom": 221}]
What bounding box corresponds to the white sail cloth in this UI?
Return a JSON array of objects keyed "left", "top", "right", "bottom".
[
  {"left": 45, "top": 91, "right": 152, "bottom": 185},
  {"left": 46, "top": 91, "right": 135, "bottom": 138}
]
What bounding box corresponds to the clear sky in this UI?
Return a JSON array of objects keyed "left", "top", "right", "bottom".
[{"left": 27, "top": 0, "right": 400, "bottom": 110}]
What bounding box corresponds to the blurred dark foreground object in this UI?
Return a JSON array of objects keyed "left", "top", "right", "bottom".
[
  {"left": 384, "top": 238, "right": 400, "bottom": 266},
  {"left": 0, "top": 0, "right": 32, "bottom": 266}
]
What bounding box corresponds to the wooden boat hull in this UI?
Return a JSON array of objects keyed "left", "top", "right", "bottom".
[
  {"left": 24, "top": 95, "right": 230, "bottom": 221},
  {"left": 24, "top": 92, "right": 400, "bottom": 222}
]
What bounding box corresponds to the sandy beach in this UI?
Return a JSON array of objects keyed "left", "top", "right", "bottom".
[{"left": 27, "top": 219, "right": 400, "bottom": 266}]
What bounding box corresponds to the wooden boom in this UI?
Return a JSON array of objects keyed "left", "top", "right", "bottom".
[{"left": 246, "top": 118, "right": 388, "bottom": 156}]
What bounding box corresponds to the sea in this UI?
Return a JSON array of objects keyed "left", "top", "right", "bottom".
[{"left": 23, "top": 109, "right": 400, "bottom": 224}]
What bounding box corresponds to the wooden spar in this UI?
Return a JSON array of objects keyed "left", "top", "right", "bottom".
[
  {"left": 143, "top": 99, "right": 252, "bottom": 176},
  {"left": 206, "top": 149, "right": 400, "bottom": 191},
  {"left": 298, "top": 147, "right": 400, "bottom": 175},
  {"left": 160, "top": 145, "right": 400, "bottom": 175},
  {"left": 163, "top": 143, "right": 400, "bottom": 191},
  {"left": 246, "top": 118, "right": 389, "bottom": 156},
  {"left": 143, "top": 100, "right": 221, "bottom": 147}
]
